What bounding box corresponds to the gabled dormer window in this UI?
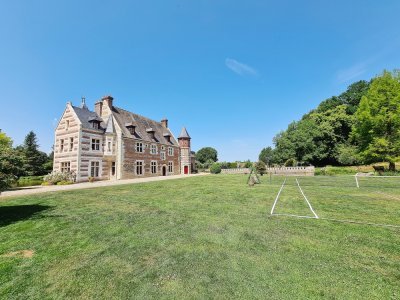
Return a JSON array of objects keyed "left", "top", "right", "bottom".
[
  {"left": 125, "top": 123, "right": 136, "bottom": 136},
  {"left": 92, "top": 122, "right": 99, "bottom": 129}
]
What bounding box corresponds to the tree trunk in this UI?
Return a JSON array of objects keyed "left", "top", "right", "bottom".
[{"left": 389, "top": 161, "right": 396, "bottom": 172}]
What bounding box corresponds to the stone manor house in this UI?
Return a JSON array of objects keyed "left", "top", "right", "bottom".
[{"left": 53, "top": 95, "right": 196, "bottom": 182}]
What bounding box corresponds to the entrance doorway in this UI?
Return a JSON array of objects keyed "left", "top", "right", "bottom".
[
  {"left": 162, "top": 166, "right": 167, "bottom": 176},
  {"left": 184, "top": 165, "right": 189, "bottom": 174},
  {"left": 110, "top": 162, "right": 116, "bottom": 180}
]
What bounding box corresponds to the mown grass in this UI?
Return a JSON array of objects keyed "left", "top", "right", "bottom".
[{"left": 1, "top": 175, "right": 399, "bottom": 299}]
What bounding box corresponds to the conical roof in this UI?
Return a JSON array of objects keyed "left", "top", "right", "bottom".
[{"left": 178, "top": 127, "right": 191, "bottom": 139}]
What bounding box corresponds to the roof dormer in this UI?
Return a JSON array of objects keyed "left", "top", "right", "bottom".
[
  {"left": 88, "top": 115, "right": 102, "bottom": 130},
  {"left": 125, "top": 122, "right": 136, "bottom": 135},
  {"left": 146, "top": 128, "right": 155, "bottom": 140}
]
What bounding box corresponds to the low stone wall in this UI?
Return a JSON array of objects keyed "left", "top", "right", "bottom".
[
  {"left": 221, "top": 168, "right": 251, "bottom": 174},
  {"left": 267, "top": 166, "right": 315, "bottom": 176},
  {"left": 221, "top": 166, "right": 315, "bottom": 176}
]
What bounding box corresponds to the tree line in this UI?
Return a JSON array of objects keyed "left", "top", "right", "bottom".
[
  {"left": 259, "top": 70, "right": 400, "bottom": 171},
  {"left": 0, "top": 130, "right": 53, "bottom": 192}
]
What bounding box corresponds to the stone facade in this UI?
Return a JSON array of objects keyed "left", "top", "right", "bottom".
[{"left": 53, "top": 96, "right": 195, "bottom": 182}]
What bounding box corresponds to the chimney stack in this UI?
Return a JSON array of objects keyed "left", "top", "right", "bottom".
[
  {"left": 95, "top": 101, "right": 103, "bottom": 116},
  {"left": 161, "top": 118, "right": 168, "bottom": 128}
]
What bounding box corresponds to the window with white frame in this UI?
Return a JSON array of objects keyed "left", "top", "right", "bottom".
[
  {"left": 168, "top": 161, "right": 173, "bottom": 173},
  {"left": 69, "top": 137, "right": 74, "bottom": 151},
  {"left": 61, "top": 161, "right": 70, "bottom": 173},
  {"left": 91, "top": 138, "right": 100, "bottom": 151},
  {"left": 151, "top": 161, "right": 157, "bottom": 174},
  {"left": 105, "top": 137, "right": 113, "bottom": 155},
  {"left": 161, "top": 145, "right": 165, "bottom": 150},
  {"left": 136, "top": 142, "right": 143, "bottom": 153},
  {"left": 136, "top": 161, "right": 144, "bottom": 175},
  {"left": 168, "top": 147, "right": 174, "bottom": 156},
  {"left": 160, "top": 151, "right": 166, "bottom": 160},
  {"left": 92, "top": 122, "right": 99, "bottom": 129},
  {"left": 150, "top": 144, "right": 158, "bottom": 154},
  {"left": 60, "top": 139, "right": 64, "bottom": 152},
  {"left": 90, "top": 161, "right": 100, "bottom": 177}
]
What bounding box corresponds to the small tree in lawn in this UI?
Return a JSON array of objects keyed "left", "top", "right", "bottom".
[
  {"left": 352, "top": 70, "right": 400, "bottom": 171},
  {"left": 21, "top": 131, "right": 49, "bottom": 176},
  {"left": 255, "top": 161, "right": 266, "bottom": 176}
]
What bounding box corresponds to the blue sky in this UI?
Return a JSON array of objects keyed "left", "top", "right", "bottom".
[{"left": 1, "top": 1, "right": 400, "bottom": 161}]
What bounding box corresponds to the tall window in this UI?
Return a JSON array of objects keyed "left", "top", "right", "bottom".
[
  {"left": 90, "top": 161, "right": 100, "bottom": 177},
  {"left": 151, "top": 161, "right": 157, "bottom": 174},
  {"left": 66, "top": 120, "right": 70, "bottom": 130},
  {"left": 91, "top": 139, "right": 100, "bottom": 151},
  {"left": 92, "top": 122, "right": 99, "bottom": 129},
  {"left": 136, "top": 142, "right": 143, "bottom": 153},
  {"left": 168, "top": 147, "right": 174, "bottom": 156},
  {"left": 60, "top": 139, "right": 64, "bottom": 152},
  {"left": 136, "top": 161, "right": 144, "bottom": 175},
  {"left": 150, "top": 144, "right": 157, "bottom": 154},
  {"left": 168, "top": 161, "right": 173, "bottom": 173},
  {"left": 160, "top": 151, "right": 166, "bottom": 160},
  {"left": 69, "top": 137, "right": 74, "bottom": 151},
  {"left": 61, "top": 162, "right": 70, "bottom": 173}
]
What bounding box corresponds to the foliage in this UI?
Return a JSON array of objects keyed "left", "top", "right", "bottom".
[
  {"left": 259, "top": 147, "right": 275, "bottom": 166},
  {"left": 0, "top": 131, "right": 23, "bottom": 193},
  {"left": 284, "top": 158, "right": 297, "bottom": 167},
  {"left": 19, "top": 131, "right": 51, "bottom": 176},
  {"left": 352, "top": 70, "right": 400, "bottom": 171},
  {"left": 43, "top": 171, "right": 76, "bottom": 184},
  {"left": 203, "top": 159, "right": 215, "bottom": 169},
  {"left": 57, "top": 181, "right": 74, "bottom": 185},
  {"left": 196, "top": 147, "right": 218, "bottom": 164},
  {"left": 335, "top": 144, "right": 360, "bottom": 166},
  {"left": 254, "top": 161, "right": 266, "bottom": 175},
  {"left": 210, "top": 163, "right": 222, "bottom": 174},
  {"left": 17, "top": 176, "right": 44, "bottom": 187},
  {"left": 243, "top": 160, "right": 252, "bottom": 168}
]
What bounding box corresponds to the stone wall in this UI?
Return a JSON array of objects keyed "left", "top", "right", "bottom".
[{"left": 221, "top": 166, "right": 315, "bottom": 176}]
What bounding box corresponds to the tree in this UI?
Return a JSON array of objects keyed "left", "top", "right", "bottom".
[
  {"left": 254, "top": 161, "right": 266, "bottom": 175},
  {"left": 352, "top": 70, "right": 400, "bottom": 171},
  {"left": 20, "top": 131, "right": 49, "bottom": 176},
  {"left": 196, "top": 147, "right": 218, "bottom": 164},
  {"left": 259, "top": 147, "right": 275, "bottom": 166},
  {"left": 0, "top": 131, "right": 23, "bottom": 193}
]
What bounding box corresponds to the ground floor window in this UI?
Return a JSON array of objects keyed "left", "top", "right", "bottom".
[
  {"left": 151, "top": 161, "right": 157, "bottom": 174},
  {"left": 61, "top": 161, "right": 70, "bottom": 173},
  {"left": 168, "top": 161, "right": 173, "bottom": 173},
  {"left": 90, "top": 161, "right": 100, "bottom": 177},
  {"left": 136, "top": 161, "right": 144, "bottom": 175}
]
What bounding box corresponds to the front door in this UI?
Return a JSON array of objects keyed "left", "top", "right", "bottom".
[
  {"left": 184, "top": 165, "right": 189, "bottom": 174},
  {"left": 110, "top": 162, "right": 116, "bottom": 180},
  {"left": 162, "top": 166, "right": 167, "bottom": 176}
]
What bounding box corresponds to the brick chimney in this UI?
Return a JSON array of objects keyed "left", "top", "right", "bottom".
[
  {"left": 95, "top": 101, "right": 103, "bottom": 116},
  {"left": 161, "top": 118, "right": 168, "bottom": 128}
]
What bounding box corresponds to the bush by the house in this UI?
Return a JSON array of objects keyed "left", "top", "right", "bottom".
[
  {"left": 43, "top": 171, "right": 76, "bottom": 185},
  {"left": 210, "top": 163, "right": 222, "bottom": 174},
  {"left": 17, "top": 176, "right": 44, "bottom": 187}
]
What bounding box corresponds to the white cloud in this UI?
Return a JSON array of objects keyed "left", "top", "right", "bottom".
[
  {"left": 336, "top": 62, "right": 368, "bottom": 84},
  {"left": 225, "top": 58, "right": 258, "bottom": 76}
]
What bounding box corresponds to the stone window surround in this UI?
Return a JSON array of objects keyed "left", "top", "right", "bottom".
[
  {"left": 136, "top": 142, "right": 144, "bottom": 153},
  {"left": 136, "top": 160, "right": 144, "bottom": 176},
  {"left": 150, "top": 144, "right": 158, "bottom": 155},
  {"left": 60, "top": 161, "right": 71, "bottom": 173},
  {"left": 90, "top": 160, "right": 101, "bottom": 177},
  {"left": 150, "top": 160, "right": 157, "bottom": 174},
  {"left": 168, "top": 147, "right": 174, "bottom": 156},
  {"left": 91, "top": 138, "right": 101, "bottom": 151},
  {"left": 168, "top": 161, "right": 173, "bottom": 173}
]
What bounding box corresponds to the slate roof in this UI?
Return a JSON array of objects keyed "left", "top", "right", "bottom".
[
  {"left": 111, "top": 106, "right": 178, "bottom": 146},
  {"left": 71, "top": 103, "right": 179, "bottom": 146},
  {"left": 72, "top": 106, "right": 105, "bottom": 131},
  {"left": 178, "top": 127, "right": 191, "bottom": 139}
]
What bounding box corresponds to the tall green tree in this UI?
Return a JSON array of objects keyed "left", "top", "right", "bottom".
[
  {"left": 196, "top": 147, "right": 218, "bottom": 164},
  {"left": 259, "top": 147, "right": 275, "bottom": 166},
  {"left": 0, "top": 131, "right": 23, "bottom": 193},
  {"left": 21, "top": 131, "right": 49, "bottom": 176},
  {"left": 352, "top": 70, "right": 400, "bottom": 171}
]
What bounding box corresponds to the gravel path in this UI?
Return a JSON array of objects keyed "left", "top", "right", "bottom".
[{"left": 0, "top": 173, "right": 209, "bottom": 199}]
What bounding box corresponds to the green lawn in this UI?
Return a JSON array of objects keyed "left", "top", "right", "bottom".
[{"left": 1, "top": 175, "right": 399, "bottom": 299}]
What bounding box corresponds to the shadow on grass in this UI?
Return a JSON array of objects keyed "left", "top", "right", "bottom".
[{"left": 0, "top": 204, "right": 52, "bottom": 227}]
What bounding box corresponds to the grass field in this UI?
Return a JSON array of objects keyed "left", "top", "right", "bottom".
[{"left": 1, "top": 175, "right": 400, "bottom": 299}]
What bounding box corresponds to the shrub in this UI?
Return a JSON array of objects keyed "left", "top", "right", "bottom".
[
  {"left": 43, "top": 171, "right": 76, "bottom": 185},
  {"left": 56, "top": 181, "right": 74, "bottom": 185},
  {"left": 88, "top": 176, "right": 96, "bottom": 183},
  {"left": 17, "top": 176, "right": 44, "bottom": 187},
  {"left": 255, "top": 161, "right": 267, "bottom": 175},
  {"left": 284, "top": 158, "right": 297, "bottom": 167},
  {"left": 210, "top": 163, "right": 222, "bottom": 174}
]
